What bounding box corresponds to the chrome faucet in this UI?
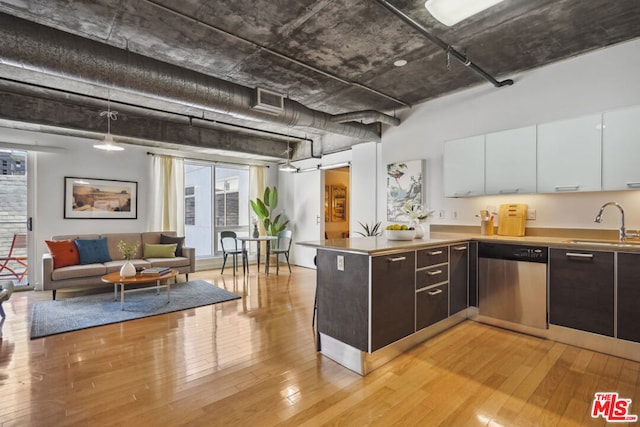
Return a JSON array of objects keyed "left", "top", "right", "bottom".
[{"left": 594, "top": 202, "right": 629, "bottom": 240}]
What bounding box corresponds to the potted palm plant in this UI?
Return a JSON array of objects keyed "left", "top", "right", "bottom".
[{"left": 250, "top": 186, "right": 289, "bottom": 236}]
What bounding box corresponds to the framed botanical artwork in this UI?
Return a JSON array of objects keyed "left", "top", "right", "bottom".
[
  {"left": 64, "top": 177, "right": 138, "bottom": 219},
  {"left": 386, "top": 160, "right": 425, "bottom": 222}
]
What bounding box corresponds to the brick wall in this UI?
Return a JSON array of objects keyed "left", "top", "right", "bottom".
[{"left": 0, "top": 174, "right": 28, "bottom": 263}]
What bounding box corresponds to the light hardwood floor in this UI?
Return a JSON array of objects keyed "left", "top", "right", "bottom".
[{"left": 1, "top": 265, "right": 638, "bottom": 426}]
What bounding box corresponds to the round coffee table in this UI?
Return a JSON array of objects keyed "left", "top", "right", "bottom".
[{"left": 101, "top": 269, "right": 178, "bottom": 310}]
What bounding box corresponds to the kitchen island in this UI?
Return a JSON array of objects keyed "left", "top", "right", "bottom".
[
  {"left": 300, "top": 230, "right": 640, "bottom": 375},
  {"left": 300, "top": 232, "right": 475, "bottom": 375}
]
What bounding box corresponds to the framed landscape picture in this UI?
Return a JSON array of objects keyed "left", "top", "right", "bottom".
[{"left": 64, "top": 177, "right": 138, "bottom": 219}]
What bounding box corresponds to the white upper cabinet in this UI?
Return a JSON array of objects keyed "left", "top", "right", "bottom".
[
  {"left": 537, "top": 114, "right": 602, "bottom": 193},
  {"left": 443, "top": 135, "right": 485, "bottom": 197},
  {"left": 602, "top": 106, "right": 640, "bottom": 191},
  {"left": 485, "top": 126, "right": 537, "bottom": 195}
]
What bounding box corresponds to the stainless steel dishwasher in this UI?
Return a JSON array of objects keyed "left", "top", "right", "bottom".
[{"left": 478, "top": 242, "right": 548, "bottom": 330}]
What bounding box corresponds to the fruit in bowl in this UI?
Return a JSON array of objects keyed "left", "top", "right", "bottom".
[{"left": 385, "top": 224, "right": 416, "bottom": 240}]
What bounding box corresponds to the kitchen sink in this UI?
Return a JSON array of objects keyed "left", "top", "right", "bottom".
[{"left": 565, "top": 239, "right": 640, "bottom": 247}]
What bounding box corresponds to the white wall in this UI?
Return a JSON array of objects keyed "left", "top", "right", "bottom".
[
  {"left": 350, "top": 141, "right": 379, "bottom": 236},
  {"left": 26, "top": 135, "right": 150, "bottom": 288},
  {"left": 381, "top": 38, "right": 640, "bottom": 231}
]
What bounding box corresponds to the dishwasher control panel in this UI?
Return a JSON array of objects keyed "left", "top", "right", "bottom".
[{"left": 478, "top": 242, "right": 548, "bottom": 263}]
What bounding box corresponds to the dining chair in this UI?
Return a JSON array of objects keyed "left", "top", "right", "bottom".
[
  {"left": 0, "top": 233, "right": 28, "bottom": 284},
  {"left": 272, "top": 230, "right": 292, "bottom": 275},
  {"left": 220, "top": 231, "right": 245, "bottom": 275}
]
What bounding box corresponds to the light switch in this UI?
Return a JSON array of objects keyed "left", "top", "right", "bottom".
[{"left": 337, "top": 255, "right": 344, "bottom": 271}]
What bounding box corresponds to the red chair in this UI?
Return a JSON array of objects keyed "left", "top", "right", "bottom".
[{"left": 0, "top": 233, "right": 28, "bottom": 283}]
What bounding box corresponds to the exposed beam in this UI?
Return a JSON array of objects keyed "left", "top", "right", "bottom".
[{"left": 0, "top": 90, "right": 290, "bottom": 159}]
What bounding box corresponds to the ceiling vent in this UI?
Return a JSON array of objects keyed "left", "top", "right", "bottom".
[{"left": 252, "top": 87, "right": 284, "bottom": 115}]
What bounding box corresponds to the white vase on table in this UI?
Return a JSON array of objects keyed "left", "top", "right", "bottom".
[
  {"left": 411, "top": 220, "right": 425, "bottom": 239},
  {"left": 120, "top": 260, "right": 136, "bottom": 278}
]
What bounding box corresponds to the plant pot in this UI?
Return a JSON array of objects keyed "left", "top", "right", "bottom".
[{"left": 120, "top": 260, "right": 136, "bottom": 278}]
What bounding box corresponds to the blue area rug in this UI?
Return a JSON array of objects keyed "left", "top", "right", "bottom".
[{"left": 30, "top": 280, "right": 240, "bottom": 339}]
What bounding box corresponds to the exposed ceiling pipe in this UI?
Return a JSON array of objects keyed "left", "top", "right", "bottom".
[
  {"left": 331, "top": 110, "right": 400, "bottom": 126},
  {"left": 0, "top": 13, "right": 382, "bottom": 142},
  {"left": 374, "top": 0, "right": 514, "bottom": 88}
]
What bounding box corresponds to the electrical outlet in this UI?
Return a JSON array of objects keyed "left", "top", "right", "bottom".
[
  {"left": 337, "top": 255, "right": 344, "bottom": 271},
  {"left": 526, "top": 209, "right": 537, "bottom": 220},
  {"left": 439, "top": 210, "right": 445, "bottom": 219},
  {"left": 451, "top": 211, "right": 458, "bottom": 220}
]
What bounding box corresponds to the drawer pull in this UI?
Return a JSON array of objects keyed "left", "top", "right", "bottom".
[
  {"left": 626, "top": 182, "right": 640, "bottom": 188},
  {"left": 426, "top": 269, "right": 443, "bottom": 276},
  {"left": 555, "top": 185, "right": 579, "bottom": 192},
  {"left": 428, "top": 250, "right": 443, "bottom": 256},
  {"left": 427, "top": 289, "right": 443, "bottom": 296},
  {"left": 565, "top": 252, "right": 594, "bottom": 259},
  {"left": 388, "top": 256, "right": 407, "bottom": 262},
  {"left": 498, "top": 188, "right": 519, "bottom": 194},
  {"left": 452, "top": 246, "right": 467, "bottom": 251}
]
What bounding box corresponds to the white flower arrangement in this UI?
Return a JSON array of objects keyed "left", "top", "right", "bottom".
[{"left": 402, "top": 200, "right": 434, "bottom": 222}]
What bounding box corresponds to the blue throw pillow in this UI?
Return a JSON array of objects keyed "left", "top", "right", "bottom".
[{"left": 75, "top": 238, "right": 112, "bottom": 265}]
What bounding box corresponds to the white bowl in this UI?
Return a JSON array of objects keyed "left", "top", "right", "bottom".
[{"left": 386, "top": 229, "right": 416, "bottom": 241}]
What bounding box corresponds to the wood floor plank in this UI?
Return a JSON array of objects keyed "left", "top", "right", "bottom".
[{"left": 0, "top": 266, "right": 639, "bottom": 426}]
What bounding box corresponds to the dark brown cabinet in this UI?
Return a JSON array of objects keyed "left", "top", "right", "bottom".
[
  {"left": 416, "top": 245, "right": 449, "bottom": 331},
  {"left": 617, "top": 252, "right": 640, "bottom": 343},
  {"left": 549, "top": 248, "right": 614, "bottom": 337},
  {"left": 416, "top": 283, "right": 449, "bottom": 330},
  {"left": 468, "top": 242, "right": 478, "bottom": 307},
  {"left": 316, "top": 250, "right": 369, "bottom": 351},
  {"left": 371, "top": 251, "right": 416, "bottom": 351},
  {"left": 449, "top": 243, "right": 469, "bottom": 315}
]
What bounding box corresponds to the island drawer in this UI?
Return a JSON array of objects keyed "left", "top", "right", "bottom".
[
  {"left": 416, "top": 265, "right": 448, "bottom": 289},
  {"left": 417, "top": 246, "right": 449, "bottom": 268},
  {"left": 416, "top": 283, "right": 449, "bottom": 330}
]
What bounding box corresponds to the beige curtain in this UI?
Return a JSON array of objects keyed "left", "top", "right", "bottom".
[
  {"left": 249, "top": 165, "right": 266, "bottom": 253},
  {"left": 150, "top": 155, "right": 185, "bottom": 235}
]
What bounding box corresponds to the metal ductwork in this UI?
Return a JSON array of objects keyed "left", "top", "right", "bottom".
[
  {"left": 330, "top": 110, "right": 400, "bottom": 126},
  {"left": 0, "top": 13, "right": 385, "bottom": 142}
]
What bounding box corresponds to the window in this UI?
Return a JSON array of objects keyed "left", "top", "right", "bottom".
[
  {"left": 185, "top": 186, "right": 195, "bottom": 225},
  {"left": 184, "top": 162, "right": 249, "bottom": 258}
]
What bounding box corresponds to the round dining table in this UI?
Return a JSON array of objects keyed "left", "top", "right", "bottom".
[{"left": 237, "top": 235, "right": 278, "bottom": 275}]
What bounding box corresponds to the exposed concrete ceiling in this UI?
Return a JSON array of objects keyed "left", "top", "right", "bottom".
[{"left": 0, "top": 0, "right": 639, "bottom": 162}]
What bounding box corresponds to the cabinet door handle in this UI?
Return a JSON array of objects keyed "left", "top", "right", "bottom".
[
  {"left": 428, "top": 250, "right": 443, "bottom": 256},
  {"left": 452, "top": 246, "right": 467, "bottom": 251},
  {"left": 565, "top": 252, "right": 594, "bottom": 259},
  {"left": 555, "top": 185, "right": 579, "bottom": 191},
  {"left": 453, "top": 191, "right": 472, "bottom": 197},
  {"left": 427, "top": 289, "right": 443, "bottom": 296},
  {"left": 426, "top": 269, "right": 443, "bottom": 276},
  {"left": 626, "top": 182, "right": 640, "bottom": 188},
  {"left": 388, "top": 256, "right": 406, "bottom": 262},
  {"left": 498, "top": 188, "right": 519, "bottom": 194}
]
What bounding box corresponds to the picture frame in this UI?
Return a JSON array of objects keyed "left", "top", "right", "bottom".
[
  {"left": 386, "top": 159, "right": 425, "bottom": 222},
  {"left": 64, "top": 177, "right": 138, "bottom": 219},
  {"left": 330, "top": 184, "right": 347, "bottom": 222}
]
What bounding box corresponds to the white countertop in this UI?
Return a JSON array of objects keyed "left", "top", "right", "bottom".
[{"left": 297, "top": 231, "right": 640, "bottom": 255}]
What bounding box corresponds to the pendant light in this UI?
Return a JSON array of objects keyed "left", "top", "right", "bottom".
[
  {"left": 94, "top": 99, "right": 124, "bottom": 151},
  {"left": 279, "top": 140, "right": 298, "bottom": 172}
]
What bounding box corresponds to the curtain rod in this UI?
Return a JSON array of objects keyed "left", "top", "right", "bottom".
[{"left": 146, "top": 152, "right": 270, "bottom": 168}]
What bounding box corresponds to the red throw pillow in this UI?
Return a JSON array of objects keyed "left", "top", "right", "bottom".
[{"left": 45, "top": 239, "right": 80, "bottom": 269}]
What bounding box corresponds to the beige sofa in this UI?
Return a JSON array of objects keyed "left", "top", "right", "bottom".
[{"left": 42, "top": 232, "right": 195, "bottom": 299}]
